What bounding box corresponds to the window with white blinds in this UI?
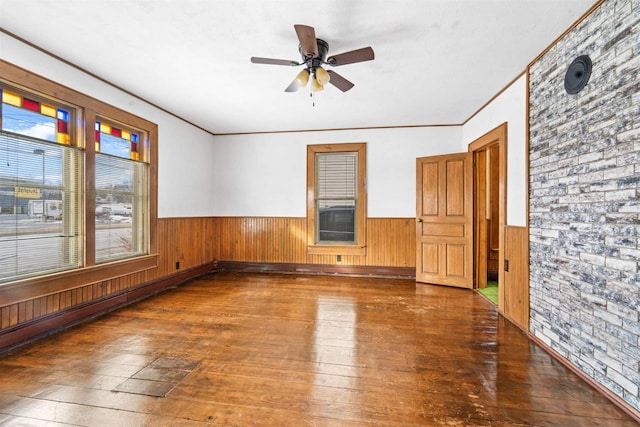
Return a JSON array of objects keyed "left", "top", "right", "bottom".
[
  {"left": 95, "top": 153, "right": 147, "bottom": 263},
  {"left": 307, "top": 143, "right": 366, "bottom": 255},
  {"left": 316, "top": 152, "right": 357, "bottom": 243},
  {"left": 0, "top": 132, "right": 82, "bottom": 283}
]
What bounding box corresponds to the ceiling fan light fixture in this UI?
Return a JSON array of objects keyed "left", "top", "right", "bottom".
[
  {"left": 315, "top": 67, "right": 330, "bottom": 85},
  {"left": 295, "top": 69, "right": 310, "bottom": 87},
  {"left": 251, "top": 24, "right": 374, "bottom": 95},
  {"left": 311, "top": 76, "right": 324, "bottom": 92}
]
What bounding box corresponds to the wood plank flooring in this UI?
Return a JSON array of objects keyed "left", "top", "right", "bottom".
[{"left": 0, "top": 271, "right": 637, "bottom": 426}]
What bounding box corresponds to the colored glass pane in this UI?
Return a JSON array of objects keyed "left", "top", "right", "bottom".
[
  {"left": 23, "top": 98, "right": 40, "bottom": 112},
  {"left": 41, "top": 104, "right": 56, "bottom": 118},
  {"left": 1, "top": 88, "right": 72, "bottom": 146},
  {"left": 57, "top": 109, "right": 69, "bottom": 121},
  {"left": 56, "top": 133, "right": 70, "bottom": 145},
  {"left": 2, "top": 90, "right": 21, "bottom": 107},
  {"left": 94, "top": 119, "right": 144, "bottom": 161},
  {"left": 57, "top": 120, "right": 68, "bottom": 134}
]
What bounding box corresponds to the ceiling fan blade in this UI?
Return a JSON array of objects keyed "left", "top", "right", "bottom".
[
  {"left": 294, "top": 24, "right": 318, "bottom": 58},
  {"left": 326, "top": 70, "right": 355, "bottom": 92},
  {"left": 284, "top": 79, "right": 299, "bottom": 93},
  {"left": 251, "top": 57, "right": 301, "bottom": 66},
  {"left": 326, "top": 47, "right": 375, "bottom": 66}
]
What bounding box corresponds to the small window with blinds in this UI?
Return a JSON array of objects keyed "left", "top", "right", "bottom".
[
  {"left": 307, "top": 143, "right": 366, "bottom": 256},
  {"left": 0, "top": 88, "right": 81, "bottom": 283},
  {"left": 316, "top": 152, "right": 357, "bottom": 243},
  {"left": 95, "top": 118, "right": 148, "bottom": 263}
]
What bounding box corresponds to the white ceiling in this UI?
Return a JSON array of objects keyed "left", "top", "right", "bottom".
[{"left": 1, "top": 0, "right": 595, "bottom": 135}]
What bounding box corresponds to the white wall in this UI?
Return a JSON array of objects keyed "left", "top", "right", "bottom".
[
  {"left": 0, "top": 33, "right": 217, "bottom": 218},
  {"left": 4, "top": 31, "right": 526, "bottom": 222},
  {"left": 462, "top": 74, "right": 528, "bottom": 227},
  {"left": 212, "top": 126, "right": 463, "bottom": 218}
]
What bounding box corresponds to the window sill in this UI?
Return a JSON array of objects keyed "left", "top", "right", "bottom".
[
  {"left": 0, "top": 254, "right": 158, "bottom": 306},
  {"left": 307, "top": 245, "right": 366, "bottom": 256}
]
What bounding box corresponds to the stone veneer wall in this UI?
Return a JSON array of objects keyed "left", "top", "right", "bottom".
[{"left": 529, "top": 0, "right": 639, "bottom": 411}]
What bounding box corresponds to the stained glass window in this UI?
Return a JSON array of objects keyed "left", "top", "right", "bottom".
[
  {"left": 0, "top": 60, "right": 156, "bottom": 291},
  {"left": 95, "top": 120, "right": 140, "bottom": 161},
  {"left": 0, "top": 86, "right": 81, "bottom": 283},
  {"left": 1, "top": 89, "right": 71, "bottom": 145},
  {"left": 94, "top": 118, "right": 146, "bottom": 264}
]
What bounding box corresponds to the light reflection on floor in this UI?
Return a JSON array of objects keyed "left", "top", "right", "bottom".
[{"left": 311, "top": 296, "right": 358, "bottom": 411}]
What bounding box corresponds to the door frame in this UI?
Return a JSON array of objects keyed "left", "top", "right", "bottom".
[{"left": 468, "top": 123, "right": 507, "bottom": 309}]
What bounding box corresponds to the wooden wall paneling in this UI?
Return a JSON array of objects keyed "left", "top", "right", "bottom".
[
  {"left": 17, "top": 302, "right": 27, "bottom": 325},
  {"left": 157, "top": 217, "right": 214, "bottom": 275},
  {"left": 366, "top": 218, "right": 415, "bottom": 267},
  {"left": 1, "top": 307, "right": 9, "bottom": 329},
  {"left": 203, "top": 217, "right": 216, "bottom": 265},
  {"left": 208, "top": 217, "right": 414, "bottom": 268},
  {"left": 206, "top": 217, "right": 414, "bottom": 268},
  {"left": 504, "top": 225, "right": 530, "bottom": 330}
]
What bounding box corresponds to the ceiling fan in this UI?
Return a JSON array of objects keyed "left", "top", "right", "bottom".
[{"left": 251, "top": 24, "right": 375, "bottom": 93}]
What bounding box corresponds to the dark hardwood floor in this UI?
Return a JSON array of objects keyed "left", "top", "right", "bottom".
[{"left": 0, "top": 271, "right": 637, "bottom": 426}]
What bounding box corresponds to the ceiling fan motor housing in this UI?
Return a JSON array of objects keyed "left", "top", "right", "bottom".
[{"left": 299, "top": 39, "right": 329, "bottom": 70}]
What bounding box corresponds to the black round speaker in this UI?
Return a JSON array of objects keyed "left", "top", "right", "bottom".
[{"left": 564, "top": 55, "right": 592, "bottom": 94}]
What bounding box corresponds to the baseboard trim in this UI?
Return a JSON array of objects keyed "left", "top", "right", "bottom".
[
  {"left": 214, "top": 261, "right": 415, "bottom": 278},
  {"left": 528, "top": 332, "right": 640, "bottom": 423},
  {"left": 0, "top": 262, "right": 216, "bottom": 354}
]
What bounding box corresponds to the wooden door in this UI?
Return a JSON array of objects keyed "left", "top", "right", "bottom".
[{"left": 416, "top": 153, "right": 473, "bottom": 288}]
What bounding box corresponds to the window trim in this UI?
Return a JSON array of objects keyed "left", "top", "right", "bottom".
[
  {"left": 0, "top": 59, "right": 158, "bottom": 305},
  {"left": 307, "top": 143, "right": 366, "bottom": 256}
]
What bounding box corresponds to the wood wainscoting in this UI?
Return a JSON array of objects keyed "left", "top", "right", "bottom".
[
  {"left": 503, "top": 225, "right": 530, "bottom": 331},
  {"left": 1, "top": 216, "right": 415, "bottom": 352},
  {"left": 209, "top": 217, "right": 415, "bottom": 269}
]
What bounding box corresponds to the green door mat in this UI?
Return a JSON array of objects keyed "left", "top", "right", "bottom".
[{"left": 478, "top": 281, "right": 498, "bottom": 304}]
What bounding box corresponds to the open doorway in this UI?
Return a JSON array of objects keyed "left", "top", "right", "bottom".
[
  {"left": 474, "top": 143, "right": 500, "bottom": 304},
  {"left": 468, "top": 124, "right": 506, "bottom": 307}
]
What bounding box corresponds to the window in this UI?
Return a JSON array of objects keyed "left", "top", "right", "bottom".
[
  {"left": 0, "top": 88, "right": 81, "bottom": 283},
  {"left": 94, "top": 119, "right": 147, "bottom": 263},
  {"left": 0, "top": 62, "right": 157, "bottom": 290},
  {"left": 307, "top": 143, "right": 366, "bottom": 256}
]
